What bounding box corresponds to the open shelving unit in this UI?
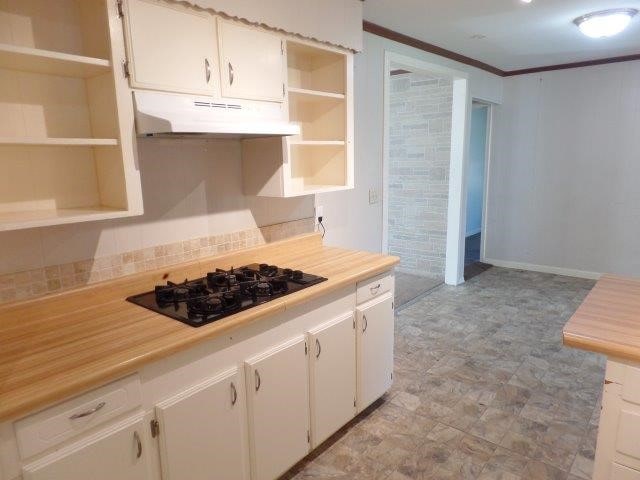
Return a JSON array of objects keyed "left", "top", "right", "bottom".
[
  {"left": 242, "top": 40, "right": 353, "bottom": 197},
  {"left": 0, "top": 0, "right": 143, "bottom": 231}
]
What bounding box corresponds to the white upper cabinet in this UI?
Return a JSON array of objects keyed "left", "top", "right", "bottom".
[
  {"left": 244, "top": 336, "right": 310, "bottom": 480},
  {"left": 356, "top": 293, "right": 395, "bottom": 412},
  {"left": 22, "top": 416, "right": 151, "bottom": 480},
  {"left": 122, "top": 0, "right": 217, "bottom": 95},
  {"left": 217, "top": 19, "right": 285, "bottom": 102},
  {"left": 154, "top": 368, "right": 249, "bottom": 480},
  {"left": 307, "top": 312, "right": 357, "bottom": 448}
]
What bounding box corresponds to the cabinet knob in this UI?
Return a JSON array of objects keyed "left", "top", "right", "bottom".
[
  {"left": 133, "top": 431, "right": 142, "bottom": 459},
  {"left": 255, "top": 370, "right": 261, "bottom": 392},
  {"left": 315, "top": 338, "right": 321, "bottom": 358},
  {"left": 363, "top": 315, "right": 368, "bottom": 333}
]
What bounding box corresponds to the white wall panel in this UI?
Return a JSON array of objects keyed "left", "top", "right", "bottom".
[{"left": 485, "top": 60, "right": 640, "bottom": 277}]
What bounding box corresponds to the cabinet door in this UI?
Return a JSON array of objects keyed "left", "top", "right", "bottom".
[
  {"left": 123, "top": 0, "right": 217, "bottom": 95},
  {"left": 22, "top": 417, "right": 150, "bottom": 480},
  {"left": 245, "top": 336, "right": 310, "bottom": 480},
  {"left": 307, "top": 312, "right": 356, "bottom": 448},
  {"left": 612, "top": 463, "right": 640, "bottom": 480},
  {"left": 218, "top": 19, "right": 285, "bottom": 102},
  {"left": 155, "top": 368, "right": 248, "bottom": 480},
  {"left": 356, "top": 292, "right": 394, "bottom": 412}
]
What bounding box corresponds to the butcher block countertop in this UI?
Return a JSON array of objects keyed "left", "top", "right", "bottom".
[
  {"left": 563, "top": 274, "right": 640, "bottom": 362},
  {"left": 0, "top": 233, "right": 399, "bottom": 422}
]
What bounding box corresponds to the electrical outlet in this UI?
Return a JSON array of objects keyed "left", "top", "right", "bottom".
[{"left": 369, "top": 188, "right": 379, "bottom": 205}]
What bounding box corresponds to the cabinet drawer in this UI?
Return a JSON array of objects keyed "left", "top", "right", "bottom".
[
  {"left": 356, "top": 272, "right": 393, "bottom": 305},
  {"left": 15, "top": 374, "right": 142, "bottom": 459},
  {"left": 612, "top": 463, "right": 640, "bottom": 480}
]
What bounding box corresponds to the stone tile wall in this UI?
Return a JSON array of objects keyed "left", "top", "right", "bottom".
[
  {"left": 388, "top": 71, "right": 453, "bottom": 277},
  {"left": 0, "top": 218, "right": 314, "bottom": 304}
]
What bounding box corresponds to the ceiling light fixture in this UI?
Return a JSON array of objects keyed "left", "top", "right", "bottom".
[{"left": 574, "top": 8, "right": 638, "bottom": 38}]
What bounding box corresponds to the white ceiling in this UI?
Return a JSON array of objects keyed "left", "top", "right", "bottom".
[{"left": 364, "top": 0, "right": 640, "bottom": 71}]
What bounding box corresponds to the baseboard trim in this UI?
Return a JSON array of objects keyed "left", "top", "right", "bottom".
[{"left": 482, "top": 258, "right": 602, "bottom": 280}]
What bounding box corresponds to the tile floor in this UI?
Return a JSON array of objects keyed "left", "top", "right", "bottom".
[
  {"left": 283, "top": 267, "right": 605, "bottom": 480},
  {"left": 395, "top": 271, "right": 443, "bottom": 308}
]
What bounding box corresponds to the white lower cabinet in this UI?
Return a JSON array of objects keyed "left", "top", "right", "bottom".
[
  {"left": 612, "top": 463, "right": 640, "bottom": 480},
  {"left": 594, "top": 362, "right": 640, "bottom": 479},
  {"left": 356, "top": 292, "right": 395, "bottom": 412},
  {"left": 245, "top": 336, "right": 310, "bottom": 480},
  {"left": 22, "top": 416, "right": 151, "bottom": 480},
  {"left": 307, "top": 312, "right": 356, "bottom": 448},
  {"left": 154, "top": 368, "right": 249, "bottom": 480},
  {"left": 6, "top": 274, "right": 397, "bottom": 480}
]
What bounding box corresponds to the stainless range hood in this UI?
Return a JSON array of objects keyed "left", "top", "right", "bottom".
[{"left": 133, "top": 90, "right": 300, "bottom": 138}]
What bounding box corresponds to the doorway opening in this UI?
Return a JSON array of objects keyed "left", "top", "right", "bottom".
[
  {"left": 386, "top": 64, "right": 451, "bottom": 306},
  {"left": 463, "top": 101, "right": 492, "bottom": 281},
  {"left": 382, "top": 52, "right": 471, "bottom": 305}
]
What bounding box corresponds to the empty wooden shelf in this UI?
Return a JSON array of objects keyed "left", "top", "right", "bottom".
[
  {"left": 288, "top": 87, "right": 345, "bottom": 101},
  {"left": 0, "top": 44, "right": 111, "bottom": 78},
  {"left": 0, "top": 207, "right": 132, "bottom": 232},
  {"left": 0, "top": 137, "right": 118, "bottom": 146}
]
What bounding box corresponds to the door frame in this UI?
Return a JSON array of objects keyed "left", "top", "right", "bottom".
[
  {"left": 468, "top": 100, "right": 494, "bottom": 263},
  {"left": 382, "top": 51, "right": 471, "bottom": 285}
]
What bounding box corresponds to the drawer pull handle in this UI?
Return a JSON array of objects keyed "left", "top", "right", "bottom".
[
  {"left": 255, "top": 370, "right": 261, "bottom": 392},
  {"left": 370, "top": 284, "right": 381, "bottom": 294},
  {"left": 229, "top": 62, "right": 234, "bottom": 85},
  {"left": 134, "top": 431, "right": 142, "bottom": 459},
  {"left": 230, "top": 382, "right": 238, "bottom": 406},
  {"left": 69, "top": 401, "right": 106, "bottom": 420},
  {"left": 363, "top": 315, "right": 368, "bottom": 333},
  {"left": 315, "top": 338, "right": 321, "bottom": 358}
]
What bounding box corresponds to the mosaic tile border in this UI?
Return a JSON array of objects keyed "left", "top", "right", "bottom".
[{"left": 0, "top": 217, "right": 315, "bottom": 304}]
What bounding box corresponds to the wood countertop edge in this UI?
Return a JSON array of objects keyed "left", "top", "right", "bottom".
[
  {"left": 562, "top": 273, "right": 640, "bottom": 362},
  {"left": 563, "top": 330, "right": 640, "bottom": 363},
  {"left": 0, "top": 239, "right": 399, "bottom": 422}
]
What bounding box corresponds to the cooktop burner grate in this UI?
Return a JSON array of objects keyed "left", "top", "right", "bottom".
[{"left": 126, "top": 263, "right": 327, "bottom": 327}]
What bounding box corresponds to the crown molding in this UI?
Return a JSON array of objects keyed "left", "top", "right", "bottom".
[
  {"left": 363, "top": 21, "right": 505, "bottom": 76},
  {"left": 363, "top": 21, "right": 640, "bottom": 77}
]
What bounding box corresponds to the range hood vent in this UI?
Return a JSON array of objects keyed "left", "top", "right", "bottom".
[{"left": 133, "top": 90, "right": 300, "bottom": 139}]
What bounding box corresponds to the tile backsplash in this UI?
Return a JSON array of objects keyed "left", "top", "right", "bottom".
[{"left": 0, "top": 218, "right": 314, "bottom": 303}]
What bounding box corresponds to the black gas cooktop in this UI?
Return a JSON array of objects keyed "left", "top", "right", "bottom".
[{"left": 126, "top": 263, "right": 327, "bottom": 327}]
